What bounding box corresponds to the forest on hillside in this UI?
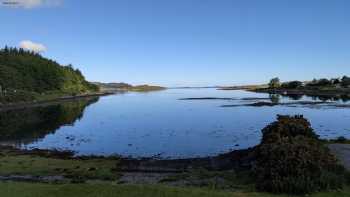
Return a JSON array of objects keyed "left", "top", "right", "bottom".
[{"left": 0, "top": 47, "right": 98, "bottom": 103}]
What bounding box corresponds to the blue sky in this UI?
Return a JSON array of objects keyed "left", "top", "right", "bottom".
[{"left": 1, "top": 0, "right": 350, "bottom": 87}]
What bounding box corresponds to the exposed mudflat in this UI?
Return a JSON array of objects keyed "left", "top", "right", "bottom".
[
  {"left": 179, "top": 97, "right": 237, "bottom": 100},
  {"left": 220, "top": 101, "right": 350, "bottom": 108}
]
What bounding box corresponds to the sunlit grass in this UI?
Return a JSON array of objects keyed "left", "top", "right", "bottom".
[
  {"left": 0, "top": 182, "right": 349, "bottom": 197},
  {"left": 0, "top": 155, "right": 119, "bottom": 180}
]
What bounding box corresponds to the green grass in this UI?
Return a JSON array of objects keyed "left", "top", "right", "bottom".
[
  {"left": 160, "top": 169, "right": 255, "bottom": 191},
  {"left": 0, "top": 182, "right": 349, "bottom": 197},
  {"left": 0, "top": 149, "right": 349, "bottom": 196},
  {"left": 0, "top": 154, "right": 119, "bottom": 180}
]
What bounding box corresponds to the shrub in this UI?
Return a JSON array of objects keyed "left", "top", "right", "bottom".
[
  {"left": 306, "top": 78, "right": 332, "bottom": 87},
  {"left": 255, "top": 115, "right": 345, "bottom": 194},
  {"left": 346, "top": 171, "right": 350, "bottom": 185},
  {"left": 260, "top": 115, "right": 318, "bottom": 144},
  {"left": 335, "top": 136, "right": 347, "bottom": 143},
  {"left": 317, "top": 78, "right": 332, "bottom": 86},
  {"left": 341, "top": 76, "right": 350, "bottom": 87},
  {"left": 281, "top": 81, "right": 303, "bottom": 89},
  {"left": 268, "top": 77, "right": 281, "bottom": 89}
]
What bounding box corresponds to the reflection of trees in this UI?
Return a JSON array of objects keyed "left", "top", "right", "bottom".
[
  {"left": 305, "top": 94, "right": 350, "bottom": 102},
  {"left": 269, "top": 94, "right": 280, "bottom": 103},
  {"left": 272, "top": 93, "right": 350, "bottom": 103},
  {"left": 284, "top": 94, "right": 303, "bottom": 100},
  {"left": 317, "top": 95, "right": 333, "bottom": 101},
  {"left": 340, "top": 95, "right": 350, "bottom": 102},
  {"left": 0, "top": 97, "right": 99, "bottom": 144}
]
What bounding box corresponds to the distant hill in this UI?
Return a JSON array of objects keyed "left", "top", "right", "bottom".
[
  {"left": 92, "top": 82, "right": 132, "bottom": 91},
  {"left": 0, "top": 47, "right": 98, "bottom": 103},
  {"left": 93, "top": 82, "right": 166, "bottom": 92},
  {"left": 218, "top": 84, "right": 268, "bottom": 90},
  {"left": 130, "top": 85, "right": 166, "bottom": 92}
]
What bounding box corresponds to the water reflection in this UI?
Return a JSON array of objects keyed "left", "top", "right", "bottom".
[
  {"left": 275, "top": 93, "right": 350, "bottom": 103},
  {"left": 0, "top": 97, "right": 98, "bottom": 145},
  {"left": 0, "top": 89, "right": 349, "bottom": 158},
  {"left": 281, "top": 94, "right": 303, "bottom": 101},
  {"left": 269, "top": 94, "right": 281, "bottom": 103}
]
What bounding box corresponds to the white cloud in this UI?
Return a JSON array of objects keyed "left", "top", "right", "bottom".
[
  {"left": 19, "top": 40, "right": 47, "bottom": 53},
  {"left": 1, "top": 0, "right": 62, "bottom": 9}
]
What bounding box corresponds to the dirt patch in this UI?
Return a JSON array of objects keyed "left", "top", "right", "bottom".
[
  {"left": 118, "top": 172, "right": 177, "bottom": 184},
  {"left": 117, "top": 147, "right": 256, "bottom": 173},
  {"left": 328, "top": 144, "right": 350, "bottom": 171}
]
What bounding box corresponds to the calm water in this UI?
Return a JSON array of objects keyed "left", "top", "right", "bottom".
[{"left": 1, "top": 88, "right": 350, "bottom": 158}]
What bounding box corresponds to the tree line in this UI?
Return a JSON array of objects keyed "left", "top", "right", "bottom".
[
  {"left": 0, "top": 46, "right": 98, "bottom": 99},
  {"left": 269, "top": 76, "right": 350, "bottom": 89}
]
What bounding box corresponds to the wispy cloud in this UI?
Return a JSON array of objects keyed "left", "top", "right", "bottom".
[
  {"left": 19, "top": 40, "right": 47, "bottom": 53},
  {"left": 1, "top": 0, "right": 62, "bottom": 9}
]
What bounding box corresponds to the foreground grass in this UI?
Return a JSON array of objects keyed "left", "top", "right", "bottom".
[
  {"left": 0, "top": 182, "right": 349, "bottom": 197},
  {"left": 0, "top": 154, "right": 119, "bottom": 180},
  {"left": 0, "top": 148, "right": 349, "bottom": 196}
]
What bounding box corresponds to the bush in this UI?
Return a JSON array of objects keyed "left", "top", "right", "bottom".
[
  {"left": 335, "top": 136, "right": 347, "bottom": 143},
  {"left": 255, "top": 115, "right": 345, "bottom": 194},
  {"left": 260, "top": 115, "right": 318, "bottom": 144},
  {"left": 268, "top": 77, "right": 281, "bottom": 89},
  {"left": 346, "top": 171, "right": 350, "bottom": 185},
  {"left": 306, "top": 78, "right": 332, "bottom": 87},
  {"left": 341, "top": 76, "right": 350, "bottom": 87},
  {"left": 281, "top": 81, "right": 303, "bottom": 89}
]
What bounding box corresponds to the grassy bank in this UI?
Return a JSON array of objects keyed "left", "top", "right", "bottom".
[
  {"left": 0, "top": 182, "right": 349, "bottom": 197},
  {"left": 0, "top": 146, "right": 252, "bottom": 186},
  {"left": 0, "top": 146, "right": 349, "bottom": 196},
  {"left": 0, "top": 148, "right": 119, "bottom": 181}
]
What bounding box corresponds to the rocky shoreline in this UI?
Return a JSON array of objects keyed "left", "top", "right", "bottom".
[
  {"left": 0, "top": 145, "right": 256, "bottom": 173},
  {"left": 0, "top": 92, "right": 112, "bottom": 112}
]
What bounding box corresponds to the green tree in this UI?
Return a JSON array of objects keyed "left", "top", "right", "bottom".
[
  {"left": 268, "top": 77, "right": 280, "bottom": 89},
  {"left": 281, "top": 81, "right": 303, "bottom": 89},
  {"left": 341, "top": 76, "right": 350, "bottom": 87},
  {"left": 0, "top": 46, "right": 99, "bottom": 103}
]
